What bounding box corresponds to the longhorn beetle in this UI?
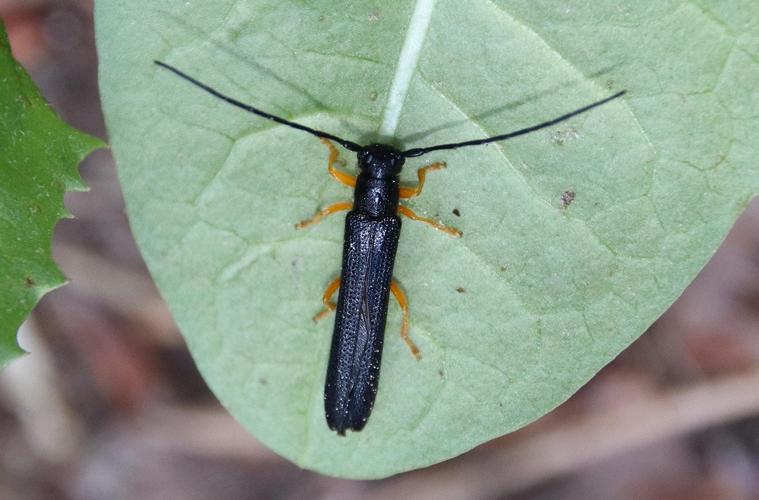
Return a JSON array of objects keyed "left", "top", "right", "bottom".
[{"left": 154, "top": 60, "right": 625, "bottom": 435}]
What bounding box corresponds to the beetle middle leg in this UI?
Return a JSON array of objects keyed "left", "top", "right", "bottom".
[
  {"left": 295, "top": 201, "right": 352, "bottom": 229},
  {"left": 397, "top": 205, "right": 462, "bottom": 237}
]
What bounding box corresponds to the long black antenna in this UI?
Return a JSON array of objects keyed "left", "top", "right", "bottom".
[
  {"left": 154, "top": 60, "right": 362, "bottom": 152},
  {"left": 402, "top": 90, "right": 626, "bottom": 158}
]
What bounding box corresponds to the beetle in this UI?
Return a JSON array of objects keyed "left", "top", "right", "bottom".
[{"left": 154, "top": 60, "right": 625, "bottom": 435}]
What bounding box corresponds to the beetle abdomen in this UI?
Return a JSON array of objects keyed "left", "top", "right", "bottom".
[{"left": 324, "top": 212, "right": 401, "bottom": 434}]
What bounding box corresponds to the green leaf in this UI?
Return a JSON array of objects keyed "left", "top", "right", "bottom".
[
  {"left": 95, "top": 1, "right": 759, "bottom": 478},
  {"left": 0, "top": 23, "right": 103, "bottom": 367}
]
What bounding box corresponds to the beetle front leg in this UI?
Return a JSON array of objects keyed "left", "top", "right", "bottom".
[
  {"left": 399, "top": 162, "right": 446, "bottom": 199},
  {"left": 321, "top": 138, "right": 356, "bottom": 188}
]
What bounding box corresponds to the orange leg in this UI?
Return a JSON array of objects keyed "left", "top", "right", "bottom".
[
  {"left": 390, "top": 280, "right": 420, "bottom": 360},
  {"left": 313, "top": 277, "right": 340, "bottom": 322},
  {"left": 313, "top": 277, "right": 420, "bottom": 360},
  {"left": 397, "top": 205, "right": 462, "bottom": 237},
  {"left": 295, "top": 201, "right": 352, "bottom": 229},
  {"left": 399, "top": 162, "right": 446, "bottom": 199},
  {"left": 321, "top": 138, "right": 356, "bottom": 188}
]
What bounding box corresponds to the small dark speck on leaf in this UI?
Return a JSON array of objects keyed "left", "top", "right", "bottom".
[
  {"left": 551, "top": 126, "right": 579, "bottom": 146},
  {"left": 24, "top": 276, "right": 35, "bottom": 287},
  {"left": 561, "top": 190, "right": 576, "bottom": 208},
  {"left": 452, "top": 208, "right": 461, "bottom": 217},
  {"left": 369, "top": 90, "right": 378, "bottom": 101},
  {"left": 438, "top": 369, "right": 444, "bottom": 378},
  {"left": 318, "top": 15, "right": 325, "bottom": 21},
  {"left": 456, "top": 287, "right": 465, "bottom": 294},
  {"left": 259, "top": 377, "right": 268, "bottom": 385},
  {"left": 500, "top": 265, "right": 508, "bottom": 272}
]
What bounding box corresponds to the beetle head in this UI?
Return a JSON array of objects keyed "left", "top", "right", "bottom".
[{"left": 357, "top": 144, "right": 405, "bottom": 178}]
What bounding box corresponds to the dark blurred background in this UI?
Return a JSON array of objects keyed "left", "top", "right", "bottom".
[{"left": 3, "top": 1, "right": 759, "bottom": 498}]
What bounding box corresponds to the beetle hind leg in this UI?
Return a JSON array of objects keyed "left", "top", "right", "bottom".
[
  {"left": 390, "top": 280, "right": 420, "bottom": 360},
  {"left": 313, "top": 277, "right": 340, "bottom": 322}
]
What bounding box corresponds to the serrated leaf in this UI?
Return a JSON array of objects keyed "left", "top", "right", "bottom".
[
  {"left": 95, "top": 1, "right": 759, "bottom": 478},
  {"left": 0, "top": 23, "right": 103, "bottom": 367}
]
